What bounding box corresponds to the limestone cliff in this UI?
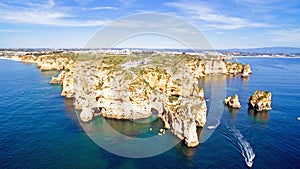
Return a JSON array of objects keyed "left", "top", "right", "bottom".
[
  {"left": 183, "top": 57, "right": 229, "bottom": 78},
  {"left": 19, "top": 53, "right": 252, "bottom": 147},
  {"left": 248, "top": 90, "right": 272, "bottom": 111},
  {"left": 68, "top": 56, "right": 207, "bottom": 147},
  {"left": 37, "top": 54, "right": 76, "bottom": 71},
  {"left": 61, "top": 68, "right": 75, "bottom": 98},
  {"left": 19, "top": 55, "right": 38, "bottom": 63},
  {"left": 226, "top": 62, "right": 252, "bottom": 77}
]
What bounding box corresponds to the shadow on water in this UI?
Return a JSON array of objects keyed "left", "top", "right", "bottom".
[
  {"left": 175, "top": 141, "right": 197, "bottom": 159},
  {"left": 40, "top": 70, "right": 61, "bottom": 77},
  {"left": 173, "top": 126, "right": 206, "bottom": 159},
  {"left": 64, "top": 98, "right": 76, "bottom": 116},
  {"left": 242, "top": 76, "right": 250, "bottom": 86},
  {"left": 225, "top": 106, "right": 241, "bottom": 118},
  {"left": 248, "top": 109, "right": 270, "bottom": 122},
  {"left": 104, "top": 116, "right": 164, "bottom": 138}
]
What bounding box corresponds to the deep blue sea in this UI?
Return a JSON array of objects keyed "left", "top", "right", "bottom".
[{"left": 0, "top": 58, "right": 300, "bottom": 169}]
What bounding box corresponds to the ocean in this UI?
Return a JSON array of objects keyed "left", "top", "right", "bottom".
[{"left": 0, "top": 58, "right": 299, "bottom": 169}]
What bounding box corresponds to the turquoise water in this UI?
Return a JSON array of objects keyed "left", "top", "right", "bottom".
[{"left": 0, "top": 58, "right": 300, "bottom": 168}]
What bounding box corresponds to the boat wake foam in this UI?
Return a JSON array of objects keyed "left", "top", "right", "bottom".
[
  {"left": 223, "top": 123, "right": 256, "bottom": 167},
  {"left": 207, "top": 119, "right": 220, "bottom": 129}
]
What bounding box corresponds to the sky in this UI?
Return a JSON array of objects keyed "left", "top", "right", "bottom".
[{"left": 0, "top": 0, "right": 299, "bottom": 49}]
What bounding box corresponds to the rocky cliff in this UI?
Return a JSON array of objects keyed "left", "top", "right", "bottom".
[
  {"left": 18, "top": 53, "right": 252, "bottom": 147},
  {"left": 19, "top": 55, "right": 38, "bottom": 63},
  {"left": 36, "top": 54, "right": 76, "bottom": 71},
  {"left": 248, "top": 90, "right": 272, "bottom": 111},
  {"left": 69, "top": 55, "right": 208, "bottom": 147},
  {"left": 226, "top": 62, "right": 252, "bottom": 77}
]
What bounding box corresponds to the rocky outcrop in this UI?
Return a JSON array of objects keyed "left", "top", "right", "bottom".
[
  {"left": 224, "top": 94, "right": 242, "bottom": 109},
  {"left": 226, "top": 62, "right": 252, "bottom": 77},
  {"left": 184, "top": 57, "right": 230, "bottom": 78},
  {"left": 160, "top": 83, "right": 206, "bottom": 147},
  {"left": 204, "top": 60, "right": 227, "bottom": 74},
  {"left": 177, "top": 57, "right": 252, "bottom": 78},
  {"left": 248, "top": 90, "right": 272, "bottom": 111},
  {"left": 80, "top": 103, "right": 94, "bottom": 122},
  {"left": 241, "top": 64, "right": 252, "bottom": 77}
]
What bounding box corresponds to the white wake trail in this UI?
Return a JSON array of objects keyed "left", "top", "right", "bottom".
[{"left": 224, "top": 123, "right": 256, "bottom": 167}]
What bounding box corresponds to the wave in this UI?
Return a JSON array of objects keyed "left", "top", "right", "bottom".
[{"left": 223, "top": 123, "right": 256, "bottom": 167}]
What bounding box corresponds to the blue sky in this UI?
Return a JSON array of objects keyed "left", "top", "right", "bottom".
[{"left": 0, "top": 0, "right": 299, "bottom": 49}]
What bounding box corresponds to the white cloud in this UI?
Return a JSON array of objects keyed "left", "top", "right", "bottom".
[
  {"left": 166, "top": 1, "right": 269, "bottom": 30},
  {"left": 0, "top": 29, "right": 29, "bottom": 33},
  {"left": 74, "top": 0, "right": 93, "bottom": 6},
  {"left": 0, "top": 0, "right": 109, "bottom": 27},
  {"left": 234, "top": 0, "right": 279, "bottom": 4},
  {"left": 83, "top": 6, "right": 118, "bottom": 11},
  {"left": 118, "top": 0, "right": 136, "bottom": 7},
  {"left": 269, "top": 29, "right": 300, "bottom": 45},
  {"left": 49, "top": 0, "right": 55, "bottom": 7}
]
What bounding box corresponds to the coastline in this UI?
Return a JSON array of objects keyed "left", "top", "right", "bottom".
[
  {"left": 234, "top": 55, "right": 300, "bottom": 59},
  {"left": 0, "top": 52, "right": 253, "bottom": 148},
  {"left": 1, "top": 56, "right": 300, "bottom": 168},
  {"left": 0, "top": 56, "right": 21, "bottom": 61}
]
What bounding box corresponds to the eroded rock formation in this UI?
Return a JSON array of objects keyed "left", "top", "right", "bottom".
[
  {"left": 50, "top": 71, "right": 66, "bottom": 85},
  {"left": 224, "top": 94, "right": 242, "bottom": 109},
  {"left": 71, "top": 58, "right": 207, "bottom": 147},
  {"left": 17, "top": 53, "right": 253, "bottom": 147},
  {"left": 226, "top": 62, "right": 252, "bottom": 77},
  {"left": 241, "top": 64, "right": 252, "bottom": 77},
  {"left": 248, "top": 90, "right": 272, "bottom": 111}
]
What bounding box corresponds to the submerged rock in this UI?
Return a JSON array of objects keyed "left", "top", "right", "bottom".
[
  {"left": 224, "top": 94, "right": 242, "bottom": 109},
  {"left": 248, "top": 90, "right": 272, "bottom": 111}
]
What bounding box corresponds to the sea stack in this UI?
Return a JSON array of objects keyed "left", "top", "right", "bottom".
[
  {"left": 248, "top": 90, "right": 272, "bottom": 111},
  {"left": 241, "top": 64, "right": 252, "bottom": 77},
  {"left": 224, "top": 94, "right": 242, "bottom": 109}
]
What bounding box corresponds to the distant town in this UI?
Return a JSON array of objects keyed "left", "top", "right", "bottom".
[{"left": 1, "top": 47, "right": 300, "bottom": 58}]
